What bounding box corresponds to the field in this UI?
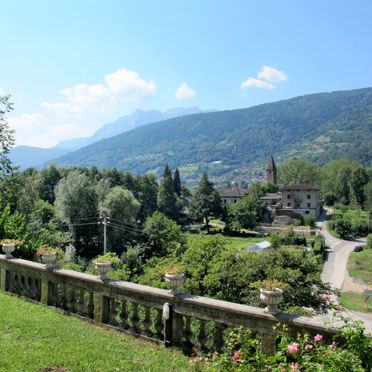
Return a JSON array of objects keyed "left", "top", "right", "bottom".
[
  {"left": 0, "top": 292, "right": 191, "bottom": 372},
  {"left": 339, "top": 291, "right": 372, "bottom": 313},
  {"left": 347, "top": 249, "right": 372, "bottom": 286},
  {"left": 225, "top": 236, "right": 265, "bottom": 249}
]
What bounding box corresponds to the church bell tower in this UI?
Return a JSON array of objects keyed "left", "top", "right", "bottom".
[{"left": 266, "top": 155, "right": 277, "bottom": 184}]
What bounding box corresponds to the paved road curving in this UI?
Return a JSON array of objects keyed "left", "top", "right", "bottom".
[{"left": 316, "top": 208, "right": 372, "bottom": 333}]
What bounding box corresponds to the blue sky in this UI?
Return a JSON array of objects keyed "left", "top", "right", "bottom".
[{"left": 1, "top": 0, "right": 372, "bottom": 147}]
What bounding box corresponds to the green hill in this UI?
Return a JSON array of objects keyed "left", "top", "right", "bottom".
[{"left": 55, "top": 88, "right": 372, "bottom": 184}]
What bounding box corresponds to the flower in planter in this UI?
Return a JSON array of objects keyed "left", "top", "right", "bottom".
[
  {"left": 1, "top": 239, "right": 22, "bottom": 258},
  {"left": 36, "top": 245, "right": 59, "bottom": 256},
  {"left": 314, "top": 334, "right": 323, "bottom": 342},
  {"left": 1, "top": 239, "right": 22, "bottom": 246},
  {"left": 163, "top": 264, "right": 184, "bottom": 275},
  {"left": 304, "top": 344, "right": 313, "bottom": 350},
  {"left": 93, "top": 252, "right": 120, "bottom": 265},
  {"left": 250, "top": 279, "right": 289, "bottom": 291}
]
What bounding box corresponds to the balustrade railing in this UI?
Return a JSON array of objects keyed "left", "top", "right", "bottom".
[{"left": 0, "top": 255, "right": 338, "bottom": 356}]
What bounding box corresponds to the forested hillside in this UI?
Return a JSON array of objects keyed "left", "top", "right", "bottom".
[{"left": 55, "top": 88, "right": 372, "bottom": 184}]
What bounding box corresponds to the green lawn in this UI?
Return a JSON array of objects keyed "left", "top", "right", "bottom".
[
  {"left": 339, "top": 291, "right": 372, "bottom": 313},
  {"left": 225, "top": 236, "right": 264, "bottom": 249},
  {"left": 0, "top": 292, "right": 192, "bottom": 372},
  {"left": 348, "top": 249, "right": 372, "bottom": 286}
]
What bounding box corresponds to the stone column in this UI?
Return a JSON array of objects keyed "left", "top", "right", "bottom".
[
  {"left": 40, "top": 273, "right": 49, "bottom": 305},
  {"left": 261, "top": 331, "right": 276, "bottom": 355}
]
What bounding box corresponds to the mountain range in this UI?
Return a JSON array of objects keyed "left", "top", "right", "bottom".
[
  {"left": 54, "top": 87, "right": 372, "bottom": 184},
  {"left": 9, "top": 107, "right": 208, "bottom": 169}
]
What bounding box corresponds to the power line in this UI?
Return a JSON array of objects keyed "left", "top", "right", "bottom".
[
  {"left": 72, "top": 221, "right": 100, "bottom": 227},
  {"left": 108, "top": 222, "right": 146, "bottom": 236},
  {"left": 106, "top": 217, "right": 143, "bottom": 231}
]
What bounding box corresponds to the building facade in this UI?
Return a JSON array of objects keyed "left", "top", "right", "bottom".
[
  {"left": 219, "top": 188, "right": 248, "bottom": 206},
  {"left": 281, "top": 184, "right": 320, "bottom": 219}
]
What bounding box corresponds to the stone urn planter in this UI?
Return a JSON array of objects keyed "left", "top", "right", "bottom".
[
  {"left": 36, "top": 245, "right": 59, "bottom": 270},
  {"left": 42, "top": 252, "right": 57, "bottom": 270},
  {"left": 260, "top": 288, "right": 284, "bottom": 314},
  {"left": 95, "top": 261, "right": 112, "bottom": 280},
  {"left": 164, "top": 265, "right": 184, "bottom": 294},
  {"left": 93, "top": 252, "right": 120, "bottom": 281},
  {"left": 1, "top": 239, "right": 21, "bottom": 259},
  {"left": 2, "top": 243, "right": 16, "bottom": 259}
]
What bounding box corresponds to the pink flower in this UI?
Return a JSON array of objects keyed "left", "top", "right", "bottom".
[
  {"left": 329, "top": 341, "right": 338, "bottom": 349},
  {"left": 287, "top": 342, "right": 300, "bottom": 354},
  {"left": 314, "top": 334, "right": 323, "bottom": 342},
  {"left": 232, "top": 351, "right": 241, "bottom": 364},
  {"left": 338, "top": 306, "right": 345, "bottom": 312},
  {"left": 304, "top": 344, "right": 313, "bottom": 350},
  {"left": 290, "top": 362, "right": 301, "bottom": 371}
]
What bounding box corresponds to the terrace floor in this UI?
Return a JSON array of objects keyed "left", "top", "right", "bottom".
[{"left": 0, "top": 293, "right": 192, "bottom": 372}]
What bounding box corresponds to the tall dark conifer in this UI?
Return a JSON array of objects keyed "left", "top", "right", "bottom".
[{"left": 173, "top": 168, "right": 182, "bottom": 196}]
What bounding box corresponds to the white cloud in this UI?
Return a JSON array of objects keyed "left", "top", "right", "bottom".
[
  {"left": 241, "top": 65, "right": 288, "bottom": 90},
  {"left": 43, "top": 68, "right": 157, "bottom": 116},
  {"left": 9, "top": 113, "right": 88, "bottom": 148},
  {"left": 240, "top": 78, "right": 275, "bottom": 90},
  {"left": 175, "top": 83, "right": 197, "bottom": 100},
  {"left": 257, "top": 66, "right": 288, "bottom": 83}
]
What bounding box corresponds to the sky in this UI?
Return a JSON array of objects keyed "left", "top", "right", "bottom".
[{"left": 1, "top": 0, "right": 372, "bottom": 148}]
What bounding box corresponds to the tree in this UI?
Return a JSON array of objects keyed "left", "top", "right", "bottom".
[
  {"left": 55, "top": 171, "right": 99, "bottom": 225},
  {"left": 350, "top": 166, "right": 369, "bottom": 207},
  {"left": 54, "top": 171, "right": 100, "bottom": 257},
  {"left": 143, "top": 212, "right": 185, "bottom": 258},
  {"left": 173, "top": 168, "right": 182, "bottom": 196},
  {"left": 0, "top": 94, "right": 15, "bottom": 179},
  {"left": 190, "top": 173, "right": 222, "bottom": 232},
  {"left": 157, "top": 167, "right": 179, "bottom": 221},
  {"left": 100, "top": 186, "right": 140, "bottom": 223},
  {"left": 137, "top": 174, "right": 158, "bottom": 222},
  {"left": 39, "top": 164, "right": 62, "bottom": 203},
  {"left": 277, "top": 160, "right": 321, "bottom": 187}
]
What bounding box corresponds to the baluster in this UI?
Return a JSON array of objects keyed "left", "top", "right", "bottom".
[
  {"left": 143, "top": 306, "right": 153, "bottom": 337},
  {"left": 197, "top": 319, "right": 208, "bottom": 352},
  {"left": 213, "top": 323, "right": 226, "bottom": 353},
  {"left": 14, "top": 273, "right": 21, "bottom": 295},
  {"left": 109, "top": 298, "right": 118, "bottom": 326},
  {"left": 62, "top": 285, "right": 68, "bottom": 311},
  {"left": 31, "top": 278, "right": 40, "bottom": 301},
  {"left": 77, "top": 289, "right": 87, "bottom": 316},
  {"left": 48, "top": 282, "right": 57, "bottom": 307},
  {"left": 119, "top": 300, "right": 129, "bottom": 329},
  {"left": 155, "top": 308, "right": 164, "bottom": 340},
  {"left": 70, "top": 288, "right": 77, "bottom": 313},
  {"left": 87, "top": 292, "right": 94, "bottom": 319},
  {"left": 24, "top": 276, "right": 31, "bottom": 299},
  {"left": 8, "top": 271, "right": 15, "bottom": 293},
  {"left": 182, "top": 316, "right": 194, "bottom": 355},
  {"left": 130, "top": 303, "right": 140, "bottom": 333},
  {"left": 19, "top": 275, "right": 26, "bottom": 297}
]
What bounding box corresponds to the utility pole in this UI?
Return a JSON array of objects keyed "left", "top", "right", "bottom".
[{"left": 103, "top": 214, "right": 107, "bottom": 254}]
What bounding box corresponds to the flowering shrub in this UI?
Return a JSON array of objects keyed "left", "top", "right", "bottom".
[{"left": 194, "top": 313, "right": 371, "bottom": 371}]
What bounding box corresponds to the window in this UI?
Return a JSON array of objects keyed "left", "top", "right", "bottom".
[
  {"left": 307, "top": 202, "right": 311, "bottom": 207},
  {"left": 307, "top": 194, "right": 311, "bottom": 199},
  {"left": 305, "top": 211, "right": 310, "bottom": 214},
  {"left": 223, "top": 199, "right": 227, "bottom": 204},
  {"left": 287, "top": 194, "right": 291, "bottom": 199},
  {"left": 234, "top": 199, "right": 237, "bottom": 203},
  {"left": 287, "top": 202, "right": 291, "bottom": 207}
]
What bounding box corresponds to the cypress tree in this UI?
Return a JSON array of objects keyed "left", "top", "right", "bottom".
[{"left": 173, "top": 168, "right": 182, "bottom": 196}]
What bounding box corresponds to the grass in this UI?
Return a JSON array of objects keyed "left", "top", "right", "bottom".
[
  {"left": 348, "top": 249, "right": 372, "bottom": 286},
  {"left": 225, "top": 236, "right": 264, "bottom": 249},
  {"left": 339, "top": 291, "right": 372, "bottom": 313},
  {"left": 0, "top": 292, "right": 192, "bottom": 372}
]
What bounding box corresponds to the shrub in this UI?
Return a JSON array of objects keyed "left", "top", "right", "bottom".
[
  {"left": 367, "top": 234, "right": 372, "bottom": 249},
  {"left": 304, "top": 216, "right": 316, "bottom": 228},
  {"left": 197, "top": 313, "right": 371, "bottom": 371}
]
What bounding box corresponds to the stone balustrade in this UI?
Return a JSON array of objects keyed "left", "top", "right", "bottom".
[{"left": 0, "top": 254, "right": 338, "bottom": 355}]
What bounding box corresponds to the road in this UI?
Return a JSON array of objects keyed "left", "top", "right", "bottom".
[{"left": 316, "top": 208, "right": 372, "bottom": 333}]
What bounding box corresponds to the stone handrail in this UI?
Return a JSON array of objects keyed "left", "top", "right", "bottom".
[{"left": 0, "top": 255, "right": 338, "bottom": 355}]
